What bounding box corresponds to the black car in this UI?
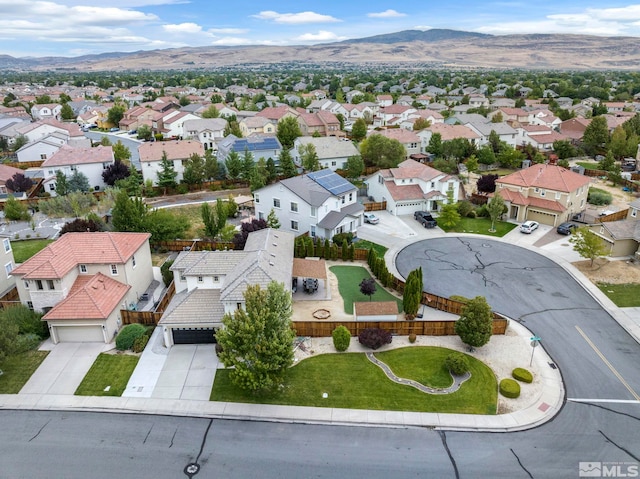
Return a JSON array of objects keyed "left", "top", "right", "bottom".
[
  {"left": 557, "top": 222, "right": 578, "bottom": 235},
  {"left": 414, "top": 211, "right": 437, "bottom": 228}
]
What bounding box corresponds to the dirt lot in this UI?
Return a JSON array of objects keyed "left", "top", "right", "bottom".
[{"left": 573, "top": 258, "right": 640, "bottom": 284}]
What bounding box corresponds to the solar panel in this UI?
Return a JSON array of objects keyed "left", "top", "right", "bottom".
[
  {"left": 308, "top": 169, "right": 354, "bottom": 196},
  {"left": 232, "top": 137, "right": 281, "bottom": 153}
]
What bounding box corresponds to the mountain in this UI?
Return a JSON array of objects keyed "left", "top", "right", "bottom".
[{"left": 2, "top": 30, "right": 640, "bottom": 72}]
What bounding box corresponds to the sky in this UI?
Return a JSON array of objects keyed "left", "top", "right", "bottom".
[{"left": 2, "top": 1, "right": 640, "bottom": 58}]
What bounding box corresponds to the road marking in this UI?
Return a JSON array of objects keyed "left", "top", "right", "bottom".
[
  {"left": 568, "top": 398, "right": 640, "bottom": 404},
  {"left": 575, "top": 325, "right": 640, "bottom": 401}
]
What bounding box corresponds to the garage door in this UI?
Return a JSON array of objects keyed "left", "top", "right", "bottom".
[
  {"left": 55, "top": 325, "right": 104, "bottom": 343},
  {"left": 172, "top": 328, "right": 216, "bottom": 344},
  {"left": 396, "top": 202, "right": 425, "bottom": 216},
  {"left": 526, "top": 209, "right": 557, "bottom": 226}
]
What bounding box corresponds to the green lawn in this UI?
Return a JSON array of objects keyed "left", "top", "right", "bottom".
[
  {"left": 352, "top": 239, "right": 388, "bottom": 257},
  {"left": 597, "top": 283, "right": 640, "bottom": 307},
  {"left": 0, "top": 350, "right": 49, "bottom": 394},
  {"left": 211, "top": 346, "right": 497, "bottom": 415},
  {"left": 440, "top": 217, "right": 517, "bottom": 237},
  {"left": 577, "top": 162, "right": 601, "bottom": 170},
  {"left": 11, "top": 239, "right": 54, "bottom": 263},
  {"left": 329, "top": 265, "right": 403, "bottom": 314},
  {"left": 75, "top": 353, "right": 139, "bottom": 396}
]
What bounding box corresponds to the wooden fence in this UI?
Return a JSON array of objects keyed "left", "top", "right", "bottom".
[
  {"left": 582, "top": 168, "right": 639, "bottom": 192},
  {"left": 364, "top": 201, "right": 387, "bottom": 212},
  {"left": 596, "top": 209, "right": 630, "bottom": 223},
  {"left": 0, "top": 287, "right": 20, "bottom": 310},
  {"left": 152, "top": 239, "right": 236, "bottom": 252},
  {"left": 120, "top": 280, "right": 176, "bottom": 326}
]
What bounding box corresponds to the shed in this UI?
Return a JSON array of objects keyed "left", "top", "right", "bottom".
[{"left": 354, "top": 301, "right": 398, "bottom": 321}]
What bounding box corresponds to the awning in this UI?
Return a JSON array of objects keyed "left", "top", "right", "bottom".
[{"left": 292, "top": 258, "right": 327, "bottom": 280}]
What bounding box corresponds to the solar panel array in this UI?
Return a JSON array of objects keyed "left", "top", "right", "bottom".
[
  {"left": 308, "top": 169, "right": 354, "bottom": 196},
  {"left": 232, "top": 137, "right": 281, "bottom": 152}
]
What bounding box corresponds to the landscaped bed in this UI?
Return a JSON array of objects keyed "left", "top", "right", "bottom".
[
  {"left": 0, "top": 350, "right": 49, "bottom": 394},
  {"left": 329, "top": 265, "right": 403, "bottom": 314},
  {"left": 210, "top": 346, "right": 497, "bottom": 414},
  {"left": 75, "top": 353, "right": 140, "bottom": 396},
  {"left": 439, "top": 217, "right": 517, "bottom": 237}
]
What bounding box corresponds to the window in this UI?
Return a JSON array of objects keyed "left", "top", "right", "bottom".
[
  {"left": 179, "top": 273, "right": 185, "bottom": 282},
  {"left": 431, "top": 182, "right": 435, "bottom": 188},
  {"left": 79, "top": 264, "right": 87, "bottom": 273},
  {"left": 331, "top": 161, "right": 336, "bottom": 166},
  {"left": 5, "top": 262, "right": 13, "bottom": 278},
  {"left": 49, "top": 183, "right": 55, "bottom": 191},
  {"left": 310, "top": 207, "right": 316, "bottom": 217},
  {"left": 237, "top": 302, "right": 242, "bottom": 310},
  {"left": 23, "top": 280, "right": 29, "bottom": 289},
  {"left": 110, "top": 264, "right": 118, "bottom": 275},
  {"left": 36, "top": 280, "right": 43, "bottom": 290},
  {"left": 291, "top": 220, "right": 299, "bottom": 231},
  {"left": 214, "top": 275, "right": 219, "bottom": 282},
  {"left": 273, "top": 198, "right": 281, "bottom": 208},
  {"left": 47, "top": 280, "right": 54, "bottom": 290},
  {"left": 3, "top": 238, "right": 10, "bottom": 253},
  {"left": 255, "top": 193, "right": 260, "bottom": 203},
  {"left": 349, "top": 193, "right": 353, "bottom": 202},
  {"left": 198, "top": 276, "right": 203, "bottom": 283},
  {"left": 555, "top": 191, "right": 561, "bottom": 200},
  {"left": 27, "top": 301, "right": 33, "bottom": 311},
  {"left": 540, "top": 189, "right": 546, "bottom": 197},
  {"left": 534, "top": 187, "right": 539, "bottom": 193},
  {"left": 132, "top": 256, "right": 136, "bottom": 268},
  {"left": 40, "top": 154, "right": 47, "bottom": 160},
  {"left": 102, "top": 162, "right": 110, "bottom": 170},
  {"left": 290, "top": 201, "right": 298, "bottom": 212},
  {"left": 341, "top": 196, "right": 345, "bottom": 204},
  {"left": 258, "top": 211, "right": 265, "bottom": 220},
  {"left": 310, "top": 225, "right": 316, "bottom": 237},
  {"left": 632, "top": 209, "right": 637, "bottom": 218}
]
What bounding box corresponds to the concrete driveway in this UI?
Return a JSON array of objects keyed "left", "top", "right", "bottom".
[
  {"left": 20, "top": 342, "right": 110, "bottom": 395},
  {"left": 151, "top": 345, "right": 218, "bottom": 400}
]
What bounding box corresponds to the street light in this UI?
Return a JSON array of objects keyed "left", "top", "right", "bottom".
[{"left": 530, "top": 336, "right": 541, "bottom": 366}]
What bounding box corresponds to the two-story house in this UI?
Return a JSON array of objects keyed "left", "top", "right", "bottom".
[
  {"left": 0, "top": 237, "right": 17, "bottom": 296},
  {"left": 589, "top": 198, "right": 640, "bottom": 258},
  {"left": 159, "top": 228, "right": 294, "bottom": 346},
  {"left": 365, "top": 159, "right": 459, "bottom": 216},
  {"left": 495, "top": 164, "right": 591, "bottom": 226},
  {"left": 291, "top": 136, "right": 359, "bottom": 171},
  {"left": 30, "top": 104, "right": 62, "bottom": 121},
  {"left": 216, "top": 135, "right": 282, "bottom": 163},
  {"left": 139, "top": 140, "right": 204, "bottom": 186},
  {"left": 183, "top": 118, "right": 228, "bottom": 151},
  {"left": 417, "top": 124, "right": 480, "bottom": 153},
  {"left": 254, "top": 169, "right": 364, "bottom": 239},
  {"left": 239, "top": 116, "right": 277, "bottom": 137},
  {"left": 41, "top": 145, "right": 115, "bottom": 195},
  {"left": 297, "top": 110, "right": 343, "bottom": 137},
  {"left": 11, "top": 232, "right": 153, "bottom": 343}
]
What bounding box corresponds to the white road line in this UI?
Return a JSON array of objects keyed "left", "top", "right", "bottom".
[{"left": 568, "top": 398, "right": 640, "bottom": 404}]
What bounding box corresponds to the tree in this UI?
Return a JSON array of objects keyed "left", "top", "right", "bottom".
[
  {"left": 5, "top": 173, "right": 33, "bottom": 193},
  {"left": 54, "top": 170, "right": 69, "bottom": 196},
  {"left": 67, "top": 170, "right": 90, "bottom": 193},
  {"left": 437, "top": 190, "right": 461, "bottom": 229},
  {"left": 201, "top": 105, "right": 220, "bottom": 118},
  {"left": 182, "top": 153, "right": 205, "bottom": 187},
  {"left": 265, "top": 157, "right": 278, "bottom": 184},
  {"left": 116, "top": 166, "right": 142, "bottom": 196},
  {"left": 359, "top": 134, "right": 405, "bottom": 168},
  {"left": 569, "top": 227, "right": 608, "bottom": 267},
  {"left": 609, "top": 126, "right": 629, "bottom": 160},
  {"left": 351, "top": 118, "right": 367, "bottom": 142},
  {"left": 454, "top": 296, "right": 493, "bottom": 349},
  {"left": 3, "top": 195, "right": 29, "bottom": 221},
  {"left": 486, "top": 192, "right": 505, "bottom": 232},
  {"left": 59, "top": 217, "right": 104, "bottom": 235},
  {"left": 12, "top": 135, "right": 28, "bottom": 152},
  {"left": 359, "top": 278, "right": 377, "bottom": 301},
  {"left": 102, "top": 160, "right": 130, "bottom": 186},
  {"left": 250, "top": 159, "right": 267, "bottom": 192},
  {"left": 299, "top": 143, "right": 320, "bottom": 172},
  {"left": 0, "top": 315, "right": 18, "bottom": 362},
  {"left": 496, "top": 146, "right": 524, "bottom": 168},
  {"left": 276, "top": 116, "right": 302, "bottom": 149},
  {"left": 582, "top": 115, "right": 609, "bottom": 156},
  {"left": 224, "top": 151, "right": 243, "bottom": 181},
  {"left": 111, "top": 189, "right": 148, "bottom": 232},
  {"left": 413, "top": 118, "right": 431, "bottom": 131},
  {"left": 553, "top": 140, "right": 576, "bottom": 160},
  {"left": 233, "top": 218, "right": 268, "bottom": 250},
  {"left": 144, "top": 208, "right": 190, "bottom": 242},
  {"left": 426, "top": 133, "right": 443, "bottom": 157},
  {"left": 488, "top": 130, "right": 504, "bottom": 154},
  {"left": 464, "top": 155, "right": 479, "bottom": 174},
  {"left": 476, "top": 145, "right": 496, "bottom": 166},
  {"left": 137, "top": 124, "right": 153, "bottom": 141},
  {"left": 60, "top": 103, "right": 75, "bottom": 121},
  {"left": 491, "top": 111, "right": 504, "bottom": 123},
  {"left": 240, "top": 148, "right": 255, "bottom": 182},
  {"left": 99, "top": 136, "right": 112, "bottom": 147},
  {"left": 203, "top": 149, "right": 220, "bottom": 181},
  {"left": 266, "top": 208, "right": 280, "bottom": 229},
  {"left": 598, "top": 151, "right": 616, "bottom": 172},
  {"left": 278, "top": 149, "right": 297, "bottom": 178},
  {"left": 201, "top": 200, "right": 227, "bottom": 238},
  {"left": 112, "top": 141, "right": 131, "bottom": 164},
  {"left": 156, "top": 151, "right": 178, "bottom": 193},
  {"left": 107, "top": 103, "right": 126, "bottom": 127},
  {"left": 216, "top": 281, "right": 295, "bottom": 393},
  {"left": 344, "top": 154, "right": 364, "bottom": 179},
  {"left": 403, "top": 268, "right": 423, "bottom": 319},
  {"left": 477, "top": 174, "right": 498, "bottom": 194}
]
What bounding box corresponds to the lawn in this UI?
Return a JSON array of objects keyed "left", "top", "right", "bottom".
[
  {"left": 11, "top": 239, "right": 54, "bottom": 263},
  {"left": 440, "top": 217, "right": 517, "bottom": 237},
  {"left": 159, "top": 203, "right": 203, "bottom": 239},
  {"left": 329, "top": 265, "right": 403, "bottom": 314},
  {"left": 577, "top": 161, "right": 601, "bottom": 170},
  {"left": 597, "top": 283, "right": 640, "bottom": 307},
  {"left": 0, "top": 350, "right": 49, "bottom": 394},
  {"left": 75, "top": 353, "right": 139, "bottom": 396},
  {"left": 211, "top": 346, "right": 497, "bottom": 415},
  {"left": 352, "top": 239, "right": 388, "bottom": 257}
]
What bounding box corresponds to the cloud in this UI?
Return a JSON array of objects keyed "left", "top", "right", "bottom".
[
  {"left": 293, "top": 31, "right": 348, "bottom": 42},
  {"left": 208, "top": 27, "right": 249, "bottom": 35},
  {"left": 163, "top": 23, "right": 203, "bottom": 34},
  {"left": 413, "top": 25, "right": 433, "bottom": 31},
  {"left": 252, "top": 10, "right": 341, "bottom": 24},
  {"left": 367, "top": 9, "right": 406, "bottom": 18},
  {"left": 211, "top": 37, "right": 254, "bottom": 46}
]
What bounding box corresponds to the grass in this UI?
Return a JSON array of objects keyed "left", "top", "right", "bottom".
[
  {"left": 151, "top": 252, "right": 172, "bottom": 267},
  {"left": 352, "top": 239, "right": 388, "bottom": 257},
  {"left": 440, "top": 217, "right": 517, "bottom": 237},
  {"left": 158, "top": 203, "right": 204, "bottom": 239},
  {"left": 0, "top": 350, "right": 49, "bottom": 393},
  {"left": 210, "top": 346, "right": 497, "bottom": 415},
  {"left": 577, "top": 161, "right": 602, "bottom": 170},
  {"left": 11, "top": 239, "right": 54, "bottom": 263},
  {"left": 74, "top": 353, "right": 140, "bottom": 396},
  {"left": 597, "top": 283, "right": 640, "bottom": 307},
  {"left": 329, "top": 265, "right": 403, "bottom": 314}
]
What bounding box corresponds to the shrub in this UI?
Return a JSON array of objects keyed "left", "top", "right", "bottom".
[
  {"left": 408, "top": 333, "right": 417, "bottom": 344},
  {"left": 456, "top": 200, "right": 474, "bottom": 217},
  {"left": 358, "top": 328, "right": 392, "bottom": 350},
  {"left": 176, "top": 184, "right": 189, "bottom": 194},
  {"left": 499, "top": 378, "right": 521, "bottom": 398},
  {"left": 160, "top": 259, "right": 175, "bottom": 287},
  {"left": 587, "top": 187, "right": 612, "bottom": 206},
  {"left": 475, "top": 204, "right": 489, "bottom": 217},
  {"left": 332, "top": 232, "right": 354, "bottom": 246},
  {"left": 115, "top": 324, "right": 147, "bottom": 351},
  {"left": 215, "top": 343, "right": 223, "bottom": 355},
  {"left": 332, "top": 325, "right": 351, "bottom": 352},
  {"left": 449, "top": 295, "right": 470, "bottom": 304},
  {"left": 14, "top": 333, "right": 42, "bottom": 353},
  {"left": 1, "top": 305, "right": 48, "bottom": 338},
  {"left": 132, "top": 334, "right": 149, "bottom": 353},
  {"left": 445, "top": 353, "right": 469, "bottom": 375},
  {"left": 512, "top": 367, "right": 534, "bottom": 383},
  {"left": 466, "top": 210, "right": 477, "bottom": 218}
]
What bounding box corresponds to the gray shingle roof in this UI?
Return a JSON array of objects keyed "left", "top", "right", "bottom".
[
  {"left": 159, "top": 289, "right": 225, "bottom": 325},
  {"left": 280, "top": 175, "right": 332, "bottom": 207},
  {"left": 317, "top": 202, "right": 365, "bottom": 229}
]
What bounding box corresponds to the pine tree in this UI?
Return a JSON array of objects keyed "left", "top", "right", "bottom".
[
  {"left": 278, "top": 149, "right": 297, "bottom": 178},
  {"left": 156, "top": 151, "right": 178, "bottom": 194},
  {"left": 266, "top": 208, "right": 280, "bottom": 229},
  {"left": 225, "top": 151, "right": 242, "bottom": 181}
]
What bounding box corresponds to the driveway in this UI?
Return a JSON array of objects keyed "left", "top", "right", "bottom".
[
  {"left": 20, "top": 342, "right": 110, "bottom": 395},
  {"left": 150, "top": 345, "right": 218, "bottom": 400}
]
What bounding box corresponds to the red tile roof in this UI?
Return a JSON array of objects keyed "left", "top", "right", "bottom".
[
  {"left": 42, "top": 145, "right": 114, "bottom": 167},
  {"left": 376, "top": 129, "right": 420, "bottom": 144},
  {"left": 43, "top": 273, "right": 130, "bottom": 320},
  {"left": 12, "top": 232, "right": 150, "bottom": 280},
  {"left": 497, "top": 189, "right": 566, "bottom": 212},
  {"left": 0, "top": 164, "right": 24, "bottom": 183},
  {"left": 426, "top": 123, "right": 480, "bottom": 141},
  {"left": 496, "top": 164, "right": 590, "bottom": 193},
  {"left": 138, "top": 140, "right": 204, "bottom": 162}
]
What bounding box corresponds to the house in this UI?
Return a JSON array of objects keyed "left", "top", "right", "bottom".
[
  {"left": 159, "top": 228, "right": 294, "bottom": 346},
  {"left": 365, "top": 159, "right": 459, "bottom": 215},
  {"left": 374, "top": 105, "right": 417, "bottom": 127},
  {"left": 253, "top": 169, "right": 364, "bottom": 239},
  {"left": 118, "top": 105, "right": 160, "bottom": 132},
  {"left": 15, "top": 134, "right": 67, "bottom": 163},
  {"left": 30, "top": 104, "right": 62, "bottom": 121},
  {"left": 216, "top": 135, "right": 282, "bottom": 163},
  {"left": 11, "top": 232, "right": 153, "bottom": 343},
  {"left": 297, "top": 110, "right": 343, "bottom": 137},
  {"left": 0, "top": 237, "right": 17, "bottom": 296},
  {"left": 373, "top": 129, "right": 420, "bottom": 158},
  {"left": 495, "top": 164, "right": 591, "bottom": 226},
  {"left": 589, "top": 199, "right": 640, "bottom": 257},
  {"left": 560, "top": 117, "right": 592, "bottom": 143},
  {"left": 517, "top": 125, "right": 570, "bottom": 151},
  {"left": 139, "top": 140, "right": 204, "bottom": 186},
  {"left": 465, "top": 121, "right": 518, "bottom": 148},
  {"left": 41, "top": 145, "right": 115, "bottom": 195},
  {"left": 256, "top": 105, "right": 299, "bottom": 124},
  {"left": 14, "top": 119, "right": 90, "bottom": 149},
  {"left": 183, "top": 118, "right": 228, "bottom": 151},
  {"left": 376, "top": 94, "right": 393, "bottom": 107},
  {"left": 0, "top": 164, "right": 28, "bottom": 194},
  {"left": 158, "top": 111, "right": 201, "bottom": 138},
  {"left": 239, "top": 116, "right": 277, "bottom": 137},
  {"left": 292, "top": 136, "right": 360, "bottom": 171},
  {"left": 417, "top": 124, "right": 480, "bottom": 153},
  {"left": 488, "top": 107, "right": 531, "bottom": 126}
]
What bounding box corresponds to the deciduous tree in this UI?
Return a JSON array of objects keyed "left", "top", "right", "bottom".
[
  {"left": 486, "top": 192, "right": 505, "bottom": 232},
  {"left": 102, "top": 160, "right": 130, "bottom": 186},
  {"left": 351, "top": 118, "right": 367, "bottom": 142},
  {"left": 454, "top": 296, "right": 493, "bottom": 349},
  {"left": 359, "top": 134, "right": 405, "bottom": 168},
  {"left": 569, "top": 227, "right": 608, "bottom": 267},
  {"left": 6, "top": 173, "right": 33, "bottom": 193},
  {"left": 276, "top": 116, "right": 302, "bottom": 149},
  {"left": 359, "top": 278, "right": 377, "bottom": 301},
  {"left": 299, "top": 143, "right": 320, "bottom": 172}
]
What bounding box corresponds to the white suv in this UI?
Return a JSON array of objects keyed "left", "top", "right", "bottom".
[{"left": 520, "top": 221, "right": 539, "bottom": 234}]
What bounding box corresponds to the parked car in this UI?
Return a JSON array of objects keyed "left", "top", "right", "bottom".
[
  {"left": 556, "top": 222, "right": 578, "bottom": 235},
  {"left": 520, "top": 221, "right": 539, "bottom": 234},
  {"left": 414, "top": 211, "right": 437, "bottom": 228},
  {"left": 109, "top": 127, "right": 120, "bottom": 132},
  {"left": 363, "top": 212, "right": 380, "bottom": 224}
]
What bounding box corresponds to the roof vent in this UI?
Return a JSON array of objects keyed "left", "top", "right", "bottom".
[
  {"left": 269, "top": 261, "right": 275, "bottom": 266},
  {"left": 272, "top": 243, "right": 277, "bottom": 247}
]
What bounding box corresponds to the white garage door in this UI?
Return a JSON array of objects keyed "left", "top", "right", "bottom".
[
  {"left": 396, "top": 201, "right": 425, "bottom": 216},
  {"left": 526, "top": 209, "right": 557, "bottom": 226},
  {"left": 54, "top": 325, "right": 104, "bottom": 343}
]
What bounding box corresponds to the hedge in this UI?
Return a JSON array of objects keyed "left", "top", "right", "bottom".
[
  {"left": 499, "top": 378, "right": 521, "bottom": 398},
  {"left": 115, "top": 324, "right": 147, "bottom": 351},
  {"left": 512, "top": 367, "right": 533, "bottom": 383}
]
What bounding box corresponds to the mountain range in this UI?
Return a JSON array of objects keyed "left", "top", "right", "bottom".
[{"left": 2, "top": 29, "right": 639, "bottom": 72}]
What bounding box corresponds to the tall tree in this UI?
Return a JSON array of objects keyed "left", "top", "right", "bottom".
[
  {"left": 359, "top": 134, "right": 405, "bottom": 168},
  {"left": 344, "top": 154, "right": 364, "bottom": 179},
  {"left": 582, "top": 116, "right": 609, "bottom": 156},
  {"left": 111, "top": 189, "right": 147, "bottom": 232},
  {"left": 437, "top": 190, "right": 461, "bottom": 229},
  {"left": 265, "top": 157, "right": 278, "bottom": 184},
  {"left": 116, "top": 166, "right": 142, "bottom": 196},
  {"left": 60, "top": 103, "right": 75, "bottom": 121},
  {"left": 201, "top": 105, "right": 220, "bottom": 118},
  {"left": 225, "top": 151, "right": 243, "bottom": 181},
  {"left": 112, "top": 141, "right": 131, "bottom": 164},
  {"left": 266, "top": 208, "right": 280, "bottom": 229},
  {"left": 299, "top": 143, "right": 320, "bottom": 172},
  {"left": 67, "top": 170, "right": 90, "bottom": 193},
  {"left": 102, "top": 160, "right": 130, "bottom": 186},
  {"left": 276, "top": 116, "right": 302, "bottom": 149},
  {"left": 216, "top": 281, "right": 295, "bottom": 393},
  {"left": 413, "top": 118, "right": 431, "bottom": 131},
  {"left": 569, "top": 227, "right": 608, "bottom": 267},
  {"left": 351, "top": 118, "right": 367, "bottom": 142},
  {"left": 182, "top": 153, "right": 205, "bottom": 187},
  {"left": 203, "top": 149, "right": 220, "bottom": 181},
  {"left": 454, "top": 296, "right": 494, "bottom": 349},
  {"left": 278, "top": 149, "right": 297, "bottom": 178},
  {"left": 136, "top": 124, "right": 153, "bottom": 142},
  {"left": 426, "top": 133, "right": 443, "bottom": 157},
  {"left": 107, "top": 103, "right": 126, "bottom": 127},
  {"left": 240, "top": 148, "right": 255, "bottom": 182},
  {"left": 609, "top": 126, "right": 629, "bottom": 160},
  {"left": 55, "top": 170, "right": 69, "bottom": 196},
  {"left": 156, "top": 151, "right": 178, "bottom": 193},
  {"left": 486, "top": 192, "right": 505, "bottom": 232},
  {"left": 5, "top": 173, "right": 33, "bottom": 193},
  {"left": 477, "top": 174, "right": 498, "bottom": 194}
]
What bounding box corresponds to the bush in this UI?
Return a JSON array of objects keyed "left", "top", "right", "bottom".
[
  {"left": 475, "top": 204, "right": 489, "bottom": 217},
  {"left": 588, "top": 187, "right": 612, "bottom": 206},
  {"left": 332, "top": 325, "right": 351, "bottom": 352},
  {"left": 215, "top": 342, "right": 223, "bottom": 355},
  {"left": 456, "top": 201, "right": 474, "bottom": 217},
  {"left": 466, "top": 210, "right": 477, "bottom": 218},
  {"left": 499, "top": 378, "right": 521, "bottom": 398},
  {"left": 445, "top": 353, "right": 469, "bottom": 375},
  {"left": 332, "top": 232, "right": 354, "bottom": 246},
  {"left": 176, "top": 184, "right": 189, "bottom": 194},
  {"left": 449, "top": 295, "right": 470, "bottom": 304},
  {"left": 358, "top": 328, "right": 392, "bottom": 350},
  {"left": 160, "top": 259, "right": 174, "bottom": 287},
  {"left": 512, "top": 367, "right": 534, "bottom": 383},
  {"left": 408, "top": 333, "right": 417, "bottom": 344},
  {"left": 14, "top": 333, "right": 42, "bottom": 353},
  {"left": 115, "top": 324, "right": 147, "bottom": 351},
  {"left": 132, "top": 334, "right": 149, "bottom": 353},
  {"left": 1, "top": 305, "right": 48, "bottom": 338}
]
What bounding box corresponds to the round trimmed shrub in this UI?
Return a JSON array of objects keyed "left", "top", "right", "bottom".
[
  {"left": 499, "top": 378, "right": 521, "bottom": 398},
  {"left": 332, "top": 325, "right": 351, "bottom": 352},
  {"left": 115, "top": 324, "right": 147, "bottom": 351},
  {"left": 512, "top": 367, "right": 533, "bottom": 383},
  {"left": 408, "top": 333, "right": 417, "bottom": 344},
  {"left": 445, "top": 353, "right": 469, "bottom": 375},
  {"left": 132, "top": 334, "right": 150, "bottom": 353},
  {"left": 358, "top": 327, "right": 392, "bottom": 350}
]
